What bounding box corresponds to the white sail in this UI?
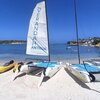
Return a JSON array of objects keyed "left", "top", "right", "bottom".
[{"left": 26, "top": 1, "right": 49, "bottom": 56}]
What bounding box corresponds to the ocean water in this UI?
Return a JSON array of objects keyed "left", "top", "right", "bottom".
[{"left": 0, "top": 44, "right": 100, "bottom": 63}]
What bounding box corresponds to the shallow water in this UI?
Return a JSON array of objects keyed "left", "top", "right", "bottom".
[{"left": 0, "top": 44, "right": 100, "bottom": 63}]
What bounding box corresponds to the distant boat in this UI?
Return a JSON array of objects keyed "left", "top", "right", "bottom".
[
  {"left": 13, "top": 1, "right": 62, "bottom": 86},
  {"left": 66, "top": 46, "right": 71, "bottom": 49}
]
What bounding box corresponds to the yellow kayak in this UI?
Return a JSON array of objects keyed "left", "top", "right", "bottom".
[
  {"left": 13, "top": 62, "right": 23, "bottom": 73},
  {"left": 0, "top": 60, "right": 15, "bottom": 73}
]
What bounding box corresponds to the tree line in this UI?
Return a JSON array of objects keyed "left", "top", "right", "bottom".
[{"left": 0, "top": 40, "right": 26, "bottom": 44}]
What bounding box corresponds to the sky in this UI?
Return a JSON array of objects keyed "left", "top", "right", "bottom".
[{"left": 0, "top": 0, "right": 100, "bottom": 43}]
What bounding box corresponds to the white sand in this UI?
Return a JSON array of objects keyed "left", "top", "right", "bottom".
[{"left": 0, "top": 65, "right": 100, "bottom": 100}]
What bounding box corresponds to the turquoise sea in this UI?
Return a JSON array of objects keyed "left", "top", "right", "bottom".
[{"left": 0, "top": 44, "right": 100, "bottom": 63}]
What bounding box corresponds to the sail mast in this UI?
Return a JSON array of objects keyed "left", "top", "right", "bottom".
[
  {"left": 44, "top": 0, "right": 50, "bottom": 61},
  {"left": 73, "top": 0, "right": 80, "bottom": 64}
]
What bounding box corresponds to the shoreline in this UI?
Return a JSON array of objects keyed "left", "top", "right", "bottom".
[
  {"left": 0, "top": 40, "right": 26, "bottom": 44},
  {"left": 0, "top": 56, "right": 100, "bottom": 65},
  {"left": 68, "top": 44, "right": 100, "bottom": 48}
]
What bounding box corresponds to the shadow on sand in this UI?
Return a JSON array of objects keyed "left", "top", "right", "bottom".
[
  {"left": 65, "top": 68, "right": 100, "bottom": 93},
  {"left": 64, "top": 68, "right": 90, "bottom": 89},
  {"left": 13, "top": 73, "right": 26, "bottom": 80},
  {"left": 13, "top": 68, "right": 50, "bottom": 83}
]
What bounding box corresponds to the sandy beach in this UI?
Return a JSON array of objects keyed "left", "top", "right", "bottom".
[
  {"left": 0, "top": 0, "right": 100, "bottom": 99},
  {"left": 0, "top": 63, "right": 100, "bottom": 100}
]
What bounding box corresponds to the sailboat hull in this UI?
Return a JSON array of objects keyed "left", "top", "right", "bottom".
[
  {"left": 66, "top": 63, "right": 91, "bottom": 83},
  {"left": 45, "top": 64, "right": 61, "bottom": 78},
  {"left": 33, "top": 61, "right": 62, "bottom": 77},
  {"left": 83, "top": 61, "right": 100, "bottom": 82},
  {"left": 14, "top": 61, "right": 62, "bottom": 77},
  {"left": 20, "top": 65, "right": 43, "bottom": 74}
]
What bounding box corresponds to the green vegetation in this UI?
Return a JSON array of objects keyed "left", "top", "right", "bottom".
[
  {"left": 0, "top": 40, "right": 26, "bottom": 44},
  {"left": 92, "top": 38, "right": 100, "bottom": 45},
  {"left": 67, "top": 37, "right": 100, "bottom": 47}
]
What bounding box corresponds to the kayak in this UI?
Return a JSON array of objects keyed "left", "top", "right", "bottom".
[
  {"left": 13, "top": 61, "right": 39, "bottom": 74},
  {"left": 13, "top": 62, "right": 24, "bottom": 73},
  {"left": 0, "top": 60, "right": 15, "bottom": 73}
]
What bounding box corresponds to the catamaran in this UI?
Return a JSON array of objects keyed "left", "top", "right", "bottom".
[
  {"left": 65, "top": 0, "right": 100, "bottom": 83},
  {"left": 13, "top": 0, "right": 62, "bottom": 85}
]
